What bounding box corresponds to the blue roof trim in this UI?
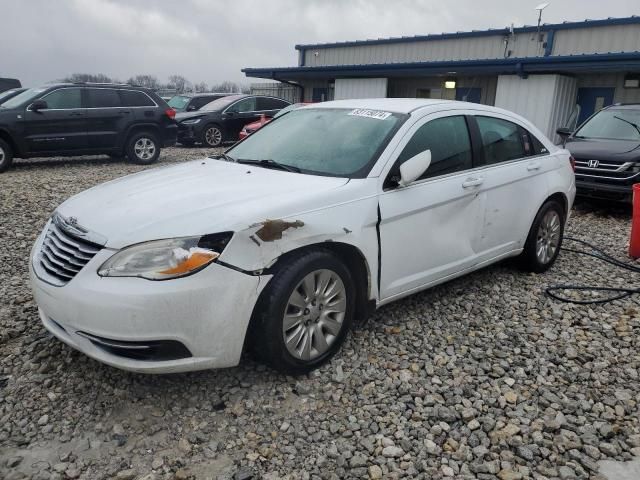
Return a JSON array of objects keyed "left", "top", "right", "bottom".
[
  {"left": 242, "top": 52, "right": 640, "bottom": 79},
  {"left": 293, "top": 16, "right": 640, "bottom": 51}
]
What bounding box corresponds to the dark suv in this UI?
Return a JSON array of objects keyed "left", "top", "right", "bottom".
[
  {"left": 558, "top": 104, "right": 640, "bottom": 202},
  {"left": 176, "top": 94, "right": 290, "bottom": 147},
  {"left": 0, "top": 83, "right": 177, "bottom": 172}
]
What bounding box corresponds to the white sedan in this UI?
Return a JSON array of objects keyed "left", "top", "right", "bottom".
[{"left": 29, "top": 99, "right": 576, "bottom": 374}]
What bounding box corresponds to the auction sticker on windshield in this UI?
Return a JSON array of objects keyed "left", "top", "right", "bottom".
[{"left": 349, "top": 109, "right": 392, "bottom": 120}]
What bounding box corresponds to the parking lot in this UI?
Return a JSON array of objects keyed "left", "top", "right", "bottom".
[{"left": 0, "top": 149, "right": 638, "bottom": 480}]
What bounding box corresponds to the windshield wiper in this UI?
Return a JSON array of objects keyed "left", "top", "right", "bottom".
[
  {"left": 209, "top": 152, "right": 235, "bottom": 162},
  {"left": 235, "top": 158, "right": 300, "bottom": 173},
  {"left": 613, "top": 115, "right": 640, "bottom": 136}
]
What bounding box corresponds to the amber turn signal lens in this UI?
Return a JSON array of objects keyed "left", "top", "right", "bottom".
[{"left": 159, "top": 251, "right": 219, "bottom": 275}]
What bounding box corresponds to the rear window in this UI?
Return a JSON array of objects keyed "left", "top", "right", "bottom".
[
  {"left": 167, "top": 95, "right": 190, "bottom": 110},
  {"left": 87, "top": 88, "right": 121, "bottom": 108},
  {"left": 476, "top": 116, "right": 527, "bottom": 165},
  {"left": 119, "top": 90, "right": 155, "bottom": 107}
]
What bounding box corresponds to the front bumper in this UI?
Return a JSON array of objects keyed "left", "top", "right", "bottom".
[
  {"left": 177, "top": 124, "right": 199, "bottom": 143},
  {"left": 575, "top": 178, "right": 633, "bottom": 202},
  {"left": 29, "top": 232, "right": 268, "bottom": 373}
]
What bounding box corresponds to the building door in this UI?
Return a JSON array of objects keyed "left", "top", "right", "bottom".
[
  {"left": 576, "top": 87, "right": 614, "bottom": 126},
  {"left": 312, "top": 88, "right": 328, "bottom": 102},
  {"left": 456, "top": 88, "right": 482, "bottom": 103}
]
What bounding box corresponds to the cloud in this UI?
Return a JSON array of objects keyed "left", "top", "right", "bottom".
[{"left": 1, "top": 0, "right": 639, "bottom": 88}]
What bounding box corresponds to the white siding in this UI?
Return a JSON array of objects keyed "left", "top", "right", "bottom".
[
  {"left": 303, "top": 32, "right": 545, "bottom": 67},
  {"left": 495, "top": 75, "right": 577, "bottom": 142},
  {"left": 301, "top": 23, "right": 640, "bottom": 67},
  {"left": 334, "top": 78, "right": 388, "bottom": 100},
  {"left": 552, "top": 24, "right": 640, "bottom": 56}
]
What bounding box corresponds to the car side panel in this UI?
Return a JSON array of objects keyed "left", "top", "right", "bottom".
[{"left": 218, "top": 179, "right": 381, "bottom": 301}]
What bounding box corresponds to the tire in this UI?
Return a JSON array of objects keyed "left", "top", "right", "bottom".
[
  {"left": 249, "top": 249, "right": 355, "bottom": 374},
  {"left": 126, "top": 131, "right": 160, "bottom": 165},
  {"left": 518, "top": 200, "right": 565, "bottom": 273},
  {"left": 201, "top": 124, "right": 223, "bottom": 147},
  {"left": 0, "top": 138, "right": 14, "bottom": 173}
]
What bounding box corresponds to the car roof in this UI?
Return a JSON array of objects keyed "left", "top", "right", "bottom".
[
  {"left": 304, "top": 98, "right": 524, "bottom": 116},
  {"left": 606, "top": 103, "right": 640, "bottom": 110}
]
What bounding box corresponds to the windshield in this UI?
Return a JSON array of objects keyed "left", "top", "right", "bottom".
[
  {"left": 0, "top": 87, "right": 46, "bottom": 109},
  {"left": 201, "top": 95, "right": 245, "bottom": 112},
  {"left": 575, "top": 109, "right": 640, "bottom": 140},
  {"left": 227, "top": 108, "right": 406, "bottom": 178},
  {"left": 167, "top": 95, "right": 191, "bottom": 111}
]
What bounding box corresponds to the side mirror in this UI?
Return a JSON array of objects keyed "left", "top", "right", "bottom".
[
  {"left": 30, "top": 100, "right": 48, "bottom": 112},
  {"left": 187, "top": 105, "right": 196, "bottom": 111},
  {"left": 556, "top": 127, "right": 572, "bottom": 138},
  {"left": 399, "top": 150, "right": 432, "bottom": 187}
]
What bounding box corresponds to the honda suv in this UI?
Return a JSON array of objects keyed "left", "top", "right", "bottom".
[
  {"left": 0, "top": 83, "right": 178, "bottom": 172},
  {"left": 558, "top": 104, "right": 640, "bottom": 202}
]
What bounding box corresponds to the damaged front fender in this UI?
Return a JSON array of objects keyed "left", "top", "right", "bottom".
[{"left": 218, "top": 192, "right": 381, "bottom": 298}]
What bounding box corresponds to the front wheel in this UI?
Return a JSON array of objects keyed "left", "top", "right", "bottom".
[
  {"left": 518, "top": 200, "right": 565, "bottom": 273},
  {"left": 249, "top": 250, "right": 355, "bottom": 374},
  {"left": 126, "top": 131, "right": 160, "bottom": 165},
  {"left": 201, "top": 124, "right": 223, "bottom": 147},
  {"left": 0, "top": 138, "right": 14, "bottom": 173}
]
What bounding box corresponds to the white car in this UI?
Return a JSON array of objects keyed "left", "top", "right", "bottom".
[{"left": 29, "top": 99, "right": 576, "bottom": 374}]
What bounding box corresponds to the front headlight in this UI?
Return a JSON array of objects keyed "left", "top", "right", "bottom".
[
  {"left": 181, "top": 118, "right": 201, "bottom": 125},
  {"left": 98, "top": 233, "right": 232, "bottom": 280}
]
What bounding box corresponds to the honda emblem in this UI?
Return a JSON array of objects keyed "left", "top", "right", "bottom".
[{"left": 587, "top": 160, "right": 600, "bottom": 168}]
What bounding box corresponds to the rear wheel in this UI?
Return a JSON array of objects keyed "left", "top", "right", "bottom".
[
  {"left": 518, "top": 200, "right": 565, "bottom": 272},
  {"left": 126, "top": 131, "right": 160, "bottom": 165},
  {"left": 201, "top": 124, "right": 223, "bottom": 147},
  {"left": 249, "top": 250, "right": 355, "bottom": 374},
  {"left": 0, "top": 139, "right": 13, "bottom": 173}
]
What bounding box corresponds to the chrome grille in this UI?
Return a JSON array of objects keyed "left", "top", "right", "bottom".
[
  {"left": 38, "top": 222, "right": 102, "bottom": 285},
  {"left": 574, "top": 158, "right": 639, "bottom": 182}
]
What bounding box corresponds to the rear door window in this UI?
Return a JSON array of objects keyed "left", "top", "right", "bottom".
[
  {"left": 395, "top": 115, "right": 472, "bottom": 180},
  {"left": 257, "top": 97, "right": 290, "bottom": 111},
  {"left": 226, "top": 97, "right": 256, "bottom": 113},
  {"left": 476, "top": 116, "right": 526, "bottom": 165},
  {"left": 119, "top": 90, "right": 155, "bottom": 107},
  {"left": 41, "top": 88, "right": 83, "bottom": 109},
  {"left": 87, "top": 88, "right": 121, "bottom": 108}
]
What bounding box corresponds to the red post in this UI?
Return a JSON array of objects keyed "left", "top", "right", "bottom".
[{"left": 630, "top": 184, "right": 640, "bottom": 259}]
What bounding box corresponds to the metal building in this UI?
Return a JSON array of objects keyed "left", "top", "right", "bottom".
[{"left": 243, "top": 16, "right": 640, "bottom": 141}]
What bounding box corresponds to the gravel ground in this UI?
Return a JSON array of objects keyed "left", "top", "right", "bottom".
[{"left": 1, "top": 148, "right": 639, "bottom": 480}]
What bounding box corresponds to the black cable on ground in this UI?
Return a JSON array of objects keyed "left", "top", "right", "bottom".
[{"left": 545, "top": 236, "right": 640, "bottom": 304}]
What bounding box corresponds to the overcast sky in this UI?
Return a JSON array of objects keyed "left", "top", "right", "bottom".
[{"left": 2, "top": 0, "right": 638, "bottom": 88}]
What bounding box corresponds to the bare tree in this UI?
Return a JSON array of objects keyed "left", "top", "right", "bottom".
[
  {"left": 194, "top": 81, "right": 208, "bottom": 93},
  {"left": 60, "top": 73, "right": 116, "bottom": 83},
  {"left": 126, "top": 75, "right": 160, "bottom": 89},
  {"left": 210, "top": 81, "right": 242, "bottom": 93},
  {"left": 168, "top": 74, "right": 192, "bottom": 94}
]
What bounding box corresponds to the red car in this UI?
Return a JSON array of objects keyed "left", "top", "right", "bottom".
[{"left": 238, "top": 102, "right": 310, "bottom": 140}]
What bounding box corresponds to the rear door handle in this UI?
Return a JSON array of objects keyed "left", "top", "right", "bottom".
[
  {"left": 69, "top": 112, "right": 85, "bottom": 117},
  {"left": 462, "top": 177, "right": 484, "bottom": 188},
  {"left": 119, "top": 110, "right": 132, "bottom": 115},
  {"left": 527, "top": 161, "right": 542, "bottom": 171}
]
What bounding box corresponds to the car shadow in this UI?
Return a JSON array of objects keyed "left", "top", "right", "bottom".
[{"left": 573, "top": 197, "right": 632, "bottom": 218}]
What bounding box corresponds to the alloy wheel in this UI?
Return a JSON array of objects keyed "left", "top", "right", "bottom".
[
  {"left": 134, "top": 138, "right": 156, "bottom": 160},
  {"left": 0, "top": 145, "right": 4, "bottom": 164},
  {"left": 282, "top": 269, "right": 347, "bottom": 361},
  {"left": 205, "top": 127, "right": 222, "bottom": 146},
  {"left": 536, "top": 210, "right": 561, "bottom": 264}
]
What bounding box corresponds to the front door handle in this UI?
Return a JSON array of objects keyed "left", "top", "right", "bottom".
[
  {"left": 462, "top": 177, "right": 484, "bottom": 188},
  {"left": 69, "top": 112, "right": 85, "bottom": 117},
  {"left": 527, "top": 161, "right": 542, "bottom": 171}
]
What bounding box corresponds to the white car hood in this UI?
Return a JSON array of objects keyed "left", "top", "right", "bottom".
[{"left": 57, "top": 159, "right": 349, "bottom": 248}]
